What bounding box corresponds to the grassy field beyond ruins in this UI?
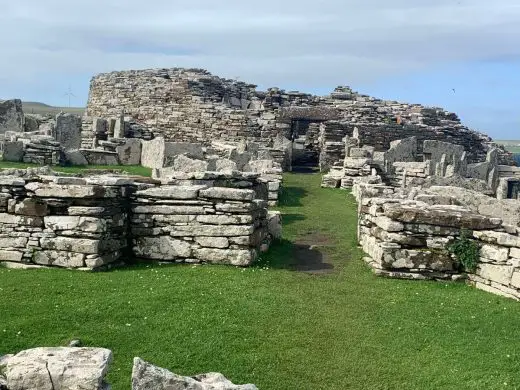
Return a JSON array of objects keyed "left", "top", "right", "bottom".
[{"left": 2, "top": 173, "right": 520, "bottom": 389}]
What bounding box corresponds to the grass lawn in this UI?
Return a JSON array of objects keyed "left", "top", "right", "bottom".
[
  {"left": 0, "top": 161, "right": 152, "bottom": 177},
  {"left": 1, "top": 173, "right": 520, "bottom": 389}
]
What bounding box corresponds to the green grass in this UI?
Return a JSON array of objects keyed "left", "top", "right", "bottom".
[
  {"left": 0, "top": 161, "right": 152, "bottom": 177},
  {"left": 22, "top": 102, "right": 85, "bottom": 116},
  {"left": 1, "top": 173, "right": 520, "bottom": 389}
]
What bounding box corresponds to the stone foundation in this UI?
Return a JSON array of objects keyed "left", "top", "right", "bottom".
[
  {"left": 0, "top": 172, "right": 277, "bottom": 270},
  {"left": 355, "top": 182, "right": 520, "bottom": 300}
]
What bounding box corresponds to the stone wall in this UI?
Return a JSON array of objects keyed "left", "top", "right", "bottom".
[
  {"left": 85, "top": 68, "right": 512, "bottom": 169},
  {"left": 355, "top": 182, "right": 520, "bottom": 300},
  {"left": 0, "top": 175, "right": 130, "bottom": 270},
  {"left": 0, "top": 172, "right": 277, "bottom": 270},
  {"left": 132, "top": 184, "right": 269, "bottom": 266}
]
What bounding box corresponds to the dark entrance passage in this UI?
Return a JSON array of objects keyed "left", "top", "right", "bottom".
[
  {"left": 290, "top": 119, "right": 321, "bottom": 171},
  {"left": 507, "top": 180, "right": 520, "bottom": 199}
]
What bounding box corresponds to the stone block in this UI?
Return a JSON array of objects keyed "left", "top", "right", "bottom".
[
  {"left": 0, "top": 237, "right": 28, "bottom": 248},
  {"left": 79, "top": 149, "right": 119, "bottom": 165},
  {"left": 478, "top": 263, "right": 514, "bottom": 286},
  {"left": 63, "top": 149, "right": 88, "bottom": 166},
  {"left": 200, "top": 187, "right": 255, "bottom": 201},
  {"left": 2, "top": 141, "right": 24, "bottom": 162},
  {"left": 0, "top": 250, "right": 23, "bottom": 262},
  {"left": 33, "top": 250, "right": 86, "bottom": 268},
  {"left": 169, "top": 224, "right": 255, "bottom": 237},
  {"left": 480, "top": 244, "right": 509, "bottom": 262},
  {"left": 133, "top": 236, "right": 192, "bottom": 259},
  {"left": 374, "top": 216, "right": 404, "bottom": 232},
  {"left": 116, "top": 138, "right": 142, "bottom": 165},
  {"left": 55, "top": 113, "right": 82, "bottom": 151},
  {"left": 14, "top": 198, "right": 49, "bottom": 216},
  {"left": 195, "top": 237, "right": 229, "bottom": 249},
  {"left": 193, "top": 248, "right": 256, "bottom": 266},
  {"left": 136, "top": 185, "right": 206, "bottom": 200},
  {"left": 5, "top": 347, "right": 112, "bottom": 390}
]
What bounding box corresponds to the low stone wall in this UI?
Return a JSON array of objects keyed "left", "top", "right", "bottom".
[
  {"left": 355, "top": 183, "right": 520, "bottom": 300},
  {"left": 0, "top": 176, "right": 131, "bottom": 270},
  {"left": 0, "top": 172, "right": 277, "bottom": 270},
  {"left": 132, "top": 185, "right": 268, "bottom": 266}
]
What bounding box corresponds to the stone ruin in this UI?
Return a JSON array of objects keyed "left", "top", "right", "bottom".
[
  {"left": 322, "top": 134, "right": 520, "bottom": 200},
  {"left": 0, "top": 168, "right": 281, "bottom": 270},
  {"left": 0, "top": 347, "right": 258, "bottom": 389},
  {"left": 2, "top": 67, "right": 515, "bottom": 174},
  {"left": 318, "top": 128, "right": 520, "bottom": 300}
]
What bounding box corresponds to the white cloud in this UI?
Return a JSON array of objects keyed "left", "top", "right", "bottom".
[{"left": 1, "top": 0, "right": 520, "bottom": 97}]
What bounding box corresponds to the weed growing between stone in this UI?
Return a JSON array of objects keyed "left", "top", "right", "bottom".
[{"left": 447, "top": 229, "right": 481, "bottom": 273}]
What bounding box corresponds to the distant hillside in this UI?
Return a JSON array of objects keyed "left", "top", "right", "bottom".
[
  {"left": 496, "top": 140, "right": 520, "bottom": 154},
  {"left": 22, "top": 101, "right": 85, "bottom": 116}
]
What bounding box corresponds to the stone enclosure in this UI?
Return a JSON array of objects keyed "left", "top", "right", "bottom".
[{"left": 0, "top": 170, "right": 280, "bottom": 270}]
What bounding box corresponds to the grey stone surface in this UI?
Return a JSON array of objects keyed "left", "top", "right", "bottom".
[
  {"left": 132, "top": 358, "right": 258, "bottom": 390},
  {"left": 4, "top": 347, "right": 112, "bottom": 390},
  {"left": 55, "top": 113, "right": 82, "bottom": 151},
  {"left": 79, "top": 149, "right": 119, "bottom": 165},
  {"left": 3, "top": 141, "right": 24, "bottom": 162},
  {"left": 0, "top": 99, "right": 23, "bottom": 134},
  {"left": 116, "top": 138, "right": 142, "bottom": 165},
  {"left": 63, "top": 149, "right": 89, "bottom": 166}
]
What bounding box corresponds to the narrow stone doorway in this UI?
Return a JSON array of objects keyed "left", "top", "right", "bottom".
[{"left": 290, "top": 119, "right": 320, "bottom": 171}]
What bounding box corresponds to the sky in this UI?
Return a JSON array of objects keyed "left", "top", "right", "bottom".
[{"left": 1, "top": 0, "right": 519, "bottom": 139}]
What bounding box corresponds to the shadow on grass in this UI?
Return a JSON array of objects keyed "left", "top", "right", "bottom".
[
  {"left": 256, "top": 239, "right": 334, "bottom": 274},
  {"left": 282, "top": 213, "right": 306, "bottom": 225},
  {"left": 278, "top": 186, "right": 308, "bottom": 207}
]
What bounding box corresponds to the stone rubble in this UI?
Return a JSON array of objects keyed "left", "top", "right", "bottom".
[{"left": 0, "top": 348, "right": 258, "bottom": 390}]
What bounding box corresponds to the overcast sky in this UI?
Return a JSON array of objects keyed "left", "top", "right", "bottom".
[{"left": 1, "top": 0, "right": 519, "bottom": 139}]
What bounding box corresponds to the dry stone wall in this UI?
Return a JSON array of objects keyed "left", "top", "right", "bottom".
[
  {"left": 85, "top": 68, "right": 512, "bottom": 168},
  {"left": 355, "top": 182, "right": 520, "bottom": 300},
  {"left": 0, "top": 172, "right": 276, "bottom": 270}
]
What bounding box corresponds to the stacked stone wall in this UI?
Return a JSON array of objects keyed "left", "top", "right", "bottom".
[
  {"left": 0, "top": 176, "right": 131, "bottom": 270},
  {"left": 0, "top": 172, "right": 275, "bottom": 270},
  {"left": 355, "top": 183, "right": 520, "bottom": 300}
]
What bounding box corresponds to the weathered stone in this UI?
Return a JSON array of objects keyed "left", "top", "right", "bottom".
[
  {"left": 116, "top": 138, "right": 142, "bottom": 165},
  {"left": 267, "top": 211, "right": 282, "bottom": 239},
  {"left": 170, "top": 224, "right": 255, "bottom": 237},
  {"left": 478, "top": 264, "right": 514, "bottom": 286},
  {"left": 33, "top": 250, "right": 85, "bottom": 268},
  {"left": 195, "top": 237, "right": 229, "bottom": 249},
  {"left": 384, "top": 204, "right": 501, "bottom": 230},
  {"left": 193, "top": 248, "right": 255, "bottom": 266},
  {"left": 63, "top": 149, "right": 89, "bottom": 166},
  {"left": 132, "top": 205, "right": 207, "bottom": 215},
  {"left": 14, "top": 198, "right": 48, "bottom": 217},
  {"left": 55, "top": 113, "right": 82, "bottom": 151},
  {"left": 172, "top": 154, "right": 208, "bottom": 173},
  {"left": 79, "top": 149, "right": 119, "bottom": 165},
  {"left": 200, "top": 187, "right": 254, "bottom": 201},
  {"left": 196, "top": 214, "right": 253, "bottom": 225},
  {"left": 136, "top": 185, "right": 207, "bottom": 200},
  {"left": 26, "top": 183, "right": 119, "bottom": 198},
  {"left": 480, "top": 244, "right": 509, "bottom": 262},
  {"left": 374, "top": 216, "right": 404, "bottom": 232},
  {"left": 0, "top": 250, "right": 23, "bottom": 262},
  {"left": 131, "top": 357, "right": 258, "bottom": 390},
  {"left": 0, "top": 237, "right": 27, "bottom": 248},
  {"left": 2, "top": 141, "right": 24, "bottom": 162},
  {"left": 133, "top": 236, "right": 192, "bottom": 259},
  {"left": 5, "top": 347, "right": 112, "bottom": 390}
]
